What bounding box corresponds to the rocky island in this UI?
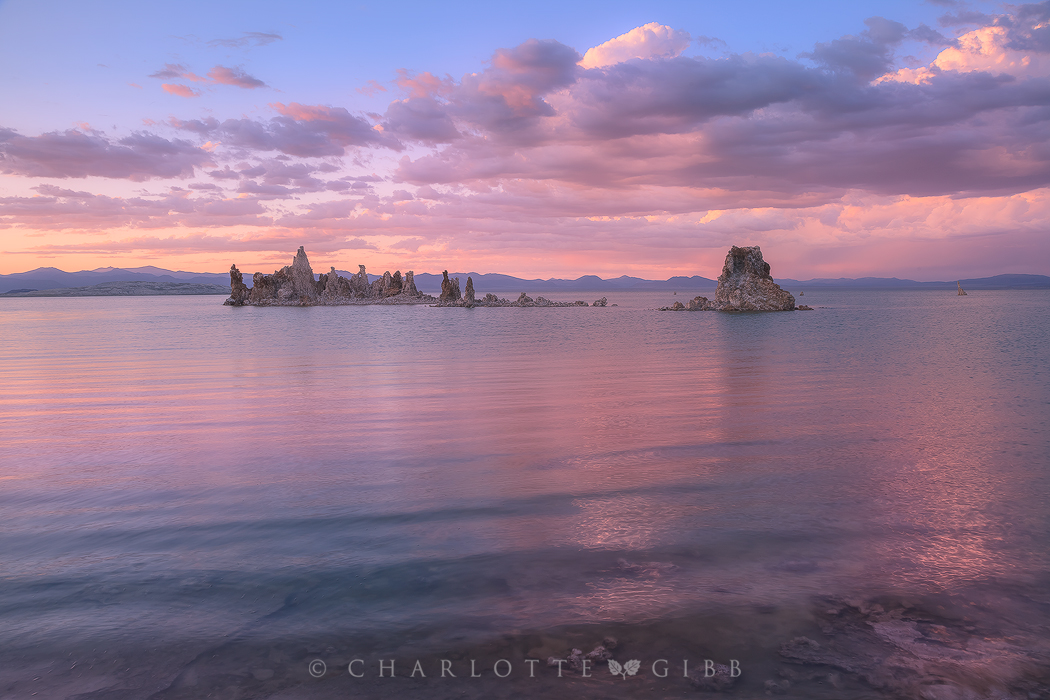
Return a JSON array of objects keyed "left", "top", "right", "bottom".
[
  {"left": 661, "top": 245, "right": 796, "bottom": 312},
  {"left": 224, "top": 245, "right": 794, "bottom": 311},
  {"left": 225, "top": 247, "right": 433, "bottom": 306},
  {"left": 225, "top": 247, "right": 605, "bottom": 307}
]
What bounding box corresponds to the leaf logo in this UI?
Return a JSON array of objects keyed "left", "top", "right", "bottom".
[{"left": 608, "top": 658, "right": 641, "bottom": 679}]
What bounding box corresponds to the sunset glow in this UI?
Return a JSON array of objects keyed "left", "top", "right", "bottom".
[{"left": 1, "top": 0, "right": 1048, "bottom": 279}]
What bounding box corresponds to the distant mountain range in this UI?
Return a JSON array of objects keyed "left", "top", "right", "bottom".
[{"left": 2, "top": 266, "right": 1048, "bottom": 295}]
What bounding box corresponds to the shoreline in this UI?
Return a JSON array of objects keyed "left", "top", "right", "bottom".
[{"left": 5, "top": 588, "right": 1045, "bottom": 700}]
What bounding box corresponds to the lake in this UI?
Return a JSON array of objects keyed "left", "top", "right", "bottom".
[{"left": 1, "top": 289, "right": 1048, "bottom": 699}]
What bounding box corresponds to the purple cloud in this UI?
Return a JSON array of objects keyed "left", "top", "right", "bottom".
[
  {"left": 0, "top": 128, "right": 210, "bottom": 180},
  {"left": 171, "top": 103, "right": 402, "bottom": 156},
  {"left": 0, "top": 185, "right": 271, "bottom": 230}
]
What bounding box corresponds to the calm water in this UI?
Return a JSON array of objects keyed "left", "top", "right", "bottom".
[{"left": 1, "top": 289, "right": 1048, "bottom": 699}]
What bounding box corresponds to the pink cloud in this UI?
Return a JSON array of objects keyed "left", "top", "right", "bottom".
[
  {"left": 579, "top": 23, "right": 692, "bottom": 69},
  {"left": 207, "top": 65, "right": 267, "bottom": 89},
  {"left": 357, "top": 79, "right": 388, "bottom": 96},
  {"left": 162, "top": 83, "right": 201, "bottom": 98},
  {"left": 271, "top": 102, "right": 350, "bottom": 122},
  {"left": 151, "top": 63, "right": 267, "bottom": 92},
  {"left": 395, "top": 70, "right": 451, "bottom": 99}
]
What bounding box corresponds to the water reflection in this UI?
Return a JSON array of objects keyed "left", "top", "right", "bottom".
[{"left": 0, "top": 291, "right": 1047, "bottom": 694}]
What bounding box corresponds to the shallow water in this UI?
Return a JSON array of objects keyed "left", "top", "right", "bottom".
[{"left": 1, "top": 289, "right": 1048, "bottom": 699}]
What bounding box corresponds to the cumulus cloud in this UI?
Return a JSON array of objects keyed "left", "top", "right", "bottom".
[
  {"left": 379, "top": 39, "right": 579, "bottom": 144},
  {"left": 803, "top": 16, "right": 909, "bottom": 80},
  {"left": 0, "top": 128, "right": 210, "bottom": 180},
  {"left": 579, "top": 22, "right": 692, "bottom": 69},
  {"left": 382, "top": 10, "right": 1050, "bottom": 203}
]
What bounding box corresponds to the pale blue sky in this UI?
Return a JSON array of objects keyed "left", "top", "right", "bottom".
[{"left": 0, "top": 0, "right": 998, "bottom": 133}]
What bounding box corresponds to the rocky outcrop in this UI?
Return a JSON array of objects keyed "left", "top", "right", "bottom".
[
  {"left": 659, "top": 247, "right": 795, "bottom": 312},
  {"left": 227, "top": 265, "right": 250, "bottom": 305},
  {"left": 288, "top": 246, "right": 319, "bottom": 302},
  {"left": 439, "top": 271, "right": 462, "bottom": 303},
  {"left": 225, "top": 247, "right": 434, "bottom": 306},
  {"left": 434, "top": 287, "right": 589, "bottom": 308},
  {"left": 661, "top": 295, "right": 715, "bottom": 311},
  {"left": 688, "top": 295, "right": 713, "bottom": 310},
  {"left": 464, "top": 276, "right": 476, "bottom": 305},
  {"left": 227, "top": 248, "right": 597, "bottom": 309},
  {"left": 403, "top": 271, "right": 419, "bottom": 296},
  {"left": 713, "top": 246, "right": 795, "bottom": 312},
  {"left": 593, "top": 297, "right": 608, "bottom": 307},
  {"left": 350, "top": 265, "right": 370, "bottom": 296}
]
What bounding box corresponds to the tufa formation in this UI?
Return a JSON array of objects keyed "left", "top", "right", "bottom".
[
  {"left": 661, "top": 245, "right": 796, "bottom": 312},
  {"left": 224, "top": 247, "right": 432, "bottom": 306},
  {"left": 224, "top": 248, "right": 600, "bottom": 307}
]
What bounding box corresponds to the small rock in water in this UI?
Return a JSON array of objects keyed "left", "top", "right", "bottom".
[{"left": 586, "top": 645, "right": 612, "bottom": 662}]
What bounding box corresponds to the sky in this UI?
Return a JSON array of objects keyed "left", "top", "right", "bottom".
[{"left": 1, "top": 0, "right": 1049, "bottom": 280}]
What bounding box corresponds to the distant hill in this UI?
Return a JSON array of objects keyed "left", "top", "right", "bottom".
[
  {"left": 404, "top": 272, "right": 718, "bottom": 293},
  {"left": 776, "top": 274, "right": 1050, "bottom": 290},
  {"left": 3, "top": 281, "right": 229, "bottom": 297},
  {"left": 0, "top": 266, "right": 229, "bottom": 294},
  {"left": 2, "top": 265, "right": 1047, "bottom": 295}
]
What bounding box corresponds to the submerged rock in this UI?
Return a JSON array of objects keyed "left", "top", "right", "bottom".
[
  {"left": 689, "top": 662, "right": 739, "bottom": 692},
  {"left": 778, "top": 596, "right": 1049, "bottom": 700},
  {"left": 713, "top": 246, "right": 795, "bottom": 312}
]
